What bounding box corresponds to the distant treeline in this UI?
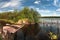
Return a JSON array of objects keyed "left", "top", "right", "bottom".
[{"left": 41, "top": 16, "right": 60, "bottom": 18}]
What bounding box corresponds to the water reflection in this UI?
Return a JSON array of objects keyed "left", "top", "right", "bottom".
[
  {"left": 39, "top": 23, "right": 60, "bottom": 34},
  {"left": 14, "top": 23, "right": 59, "bottom": 40}
]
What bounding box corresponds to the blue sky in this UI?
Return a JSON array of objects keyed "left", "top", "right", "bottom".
[{"left": 0, "top": 0, "right": 60, "bottom": 16}]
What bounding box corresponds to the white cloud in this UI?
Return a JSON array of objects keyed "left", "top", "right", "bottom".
[
  {"left": 7, "top": 10, "right": 14, "bottom": 12},
  {"left": 53, "top": 0, "right": 60, "bottom": 7},
  {"left": 39, "top": 10, "right": 50, "bottom": 13},
  {"left": 34, "top": 1, "right": 40, "bottom": 4},
  {"left": 1, "top": 2, "right": 10, "bottom": 8},
  {"left": 1, "top": 0, "right": 22, "bottom": 8},
  {"left": 56, "top": 8, "right": 60, "bottom": 12},
  {"left": 53, "top": 12, "right": 57, "bottom": 16},
  {"left": 36, "top": 8, "right": 50, "bottom": 13},
  {"left": 29, "top": 6, "right": 35, "bottom": 8},
  {"left": 54, "top": 0, "right": 58, "bottom": 6},
  {"left": 36, "top": 8, "right": 52, "bottom": 16},
  {"left": 0, "top": 10, "right": 4, "bottom": 12},
  {"left": 0, "top": 10, "right": 14, "bottom": 13},
  {"left": 35, "top": 8, "right": 58, "bottom": 16}
]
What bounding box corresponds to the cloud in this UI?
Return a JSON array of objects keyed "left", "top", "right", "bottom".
[
  {"left": 53, "top": 12, "right": 56, "bottom": 16},
  {"left": 53, "top": 0, "right": 60, "bottom": 7},
  {"left": 53, "top": 0, "right": 58, "bottom": 6},
  {"left": 35, "top": 8, "right": 59, "bottom": 16},
  {"left": 56, "top": 8, "right": 60, "bottom": 12},
  {"left": 7, "top": 10, "right": 14, "bottom": 12},
  {"left": 34, "top": 0, "right": 40, "bottom": 4},
  {"left": 36, "top": 8, "right": 50, "bottom": 13},
  {"left": 29, "top": 6, "right": 35, "bottom": 9},
  {"left": 1, "top": 0, "right": 22, "bottom": 8},
  {"left": 0, "top": 10, "right": 14, "bottom": 13},
  {"left": 36, "top": 8, "right": 51, "bottom": 16}
]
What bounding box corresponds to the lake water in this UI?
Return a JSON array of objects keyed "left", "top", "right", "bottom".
[
  {"left": 12, "top": 24, "right": 60, "bottom": 40},
  {"left": 39, "top": 23, "right": 60, "bottom": 34}
]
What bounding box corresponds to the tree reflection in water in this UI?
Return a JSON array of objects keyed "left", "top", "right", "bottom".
[{"left": 14, "top": 23, "right": 59, "bottom": 40}]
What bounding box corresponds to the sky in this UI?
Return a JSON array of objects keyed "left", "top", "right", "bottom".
[{"left": 0, "top": 0, "right": 60, "bottom": 16}]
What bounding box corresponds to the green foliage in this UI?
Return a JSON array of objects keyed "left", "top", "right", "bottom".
[
  {"left": 17, "top": 7, "right": 41, "bottom": 23},
  {"left": 0, "top": 34, "right": 2, "bottom": 40},
  {"left": 0, "top": 7, "right": 41, "bottom": 23}
]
